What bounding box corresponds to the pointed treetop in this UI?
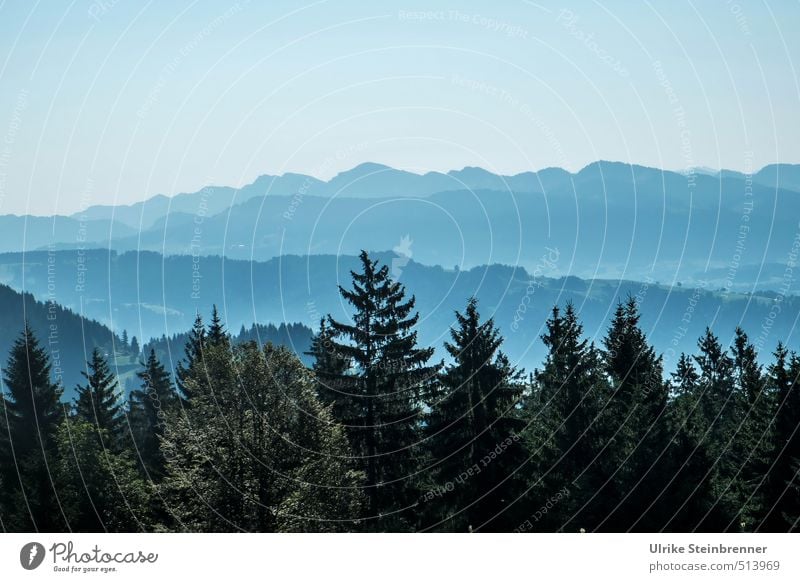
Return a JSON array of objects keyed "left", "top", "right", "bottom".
[
  {"left": 208, "top": 305, "right": 228, "bottom": 346},
  {"left": 74, "top": 347, "right": 123, "bottom": 444}
]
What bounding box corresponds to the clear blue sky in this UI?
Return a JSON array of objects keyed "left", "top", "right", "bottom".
[{"left": 0, "top": 0, "right": 798, "bottom": 215}]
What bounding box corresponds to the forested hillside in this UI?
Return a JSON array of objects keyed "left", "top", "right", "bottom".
[
  {"left": 2, "top": 250, "right": 797, "bottom": 371},
  {"left": 0, "top": 283, "right": 119, "bottom": 392},
  {"left": 1, "top": 252, "right": 797, "bottom": 533}
]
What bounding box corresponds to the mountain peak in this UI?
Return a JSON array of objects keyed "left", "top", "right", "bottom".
[{"left": 333, "top": 162, "right": 393, "bottom": 179}]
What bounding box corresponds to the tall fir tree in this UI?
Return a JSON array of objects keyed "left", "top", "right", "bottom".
[
  {"left": 175, "top": 312, "right": 206, "bottom": 402},
  {"left": 659, "top": 352, "right": 719, "bottom": 531},
  {"left": 306, "top": 317, "right": 352, "bottom": 416},
  {"left": 595, "top": 297, "right": 668, "bottom": 531},
  {"left": 730, "top": 328, "right": 773, "bottom": 530},
  {"left": 760, "top": 345, "right": 800, "bottom": 531},
  {"left": 661, "top": 331, "right": 738, "bottom": 531},
  {"left": 129, "top": 349, "right": 179, "bottom": 479},
  {"left": 0, "top": 324, "right": 66, "bottom": 531},
  {"left": 74, "top": 347, "right": 124, "bottom": 449},
  {"left": 208, "top": 305, "right": 228, "bottom": 348},
  {"left": 321, "top": 251, "right": 439, "bottom": 530},
  {"left": 424, "top": 297, "right": 525, "bottom": 532},
  {"left": 523, "top": 303, "right": 607, "bottom": 532},
  {"left": 693, "top": 328, "right": 739, "bottom": 530}
]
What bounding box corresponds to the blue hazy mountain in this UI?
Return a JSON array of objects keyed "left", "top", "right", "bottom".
[
  {"left": 1, "top": 249, "right": 796, "bottom": 373},
  {"left": 2, "top": 161, "right": 799, "bottom": 290},
  {"left": 0, "top": 278, "right": 313, "bottom": 399},
  {"left": 0, "top": 282, "right": 123, "bottom": 397},
  {"left": 139, "top": 321, "right": 314, "bottom": 391},
  {"left": 754, "top": 163, "right": 800, "bottom": 192},
  {"left": 0, "top": 214, "right": 137, "bottom": 253},
  {"left": 69, "top": 161, "right": 540, "bottom": 229},
  {"left": 66, "top": 160, "right": 800, "bottom": 228},
  {"left": 89, "top": 161, "right": 800, "bottom": 289}
]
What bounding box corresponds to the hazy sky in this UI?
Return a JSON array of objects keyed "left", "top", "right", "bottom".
[{"left": 0, "top": 0, "right": 798, "bottom": 215}]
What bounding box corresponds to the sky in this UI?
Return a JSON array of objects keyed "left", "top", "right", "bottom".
[{"left": 0, "top": 0, "right": 798, "bottom": 215}]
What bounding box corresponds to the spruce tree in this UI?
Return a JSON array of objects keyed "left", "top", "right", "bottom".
[
  {"left": 523, "top": 303, "right": 607, "bottom": 531},
  {"left": 695, "top": 328, "right": 737, "bottom": 430},
  {"left": 672, "top": 353, "right": 700, "bottom": 396},
  {"left": 129, "top": 349, "right": 178, "bottom": 479},
  {"left": 130, "top": 336, "right": 140, "bottom": 357},
  {"left": 55, "top": 419, "right": 152, "bottom": 532},
  {"left": 74, "top": 347, "right": 124, "bottom": 449},
  {"left": 760, "top": 345, "right": 800, "bottom": 531},
  {"left": 0, "top": 324, "right": 66, "bottom": 531},
  {"left": 596, "top": 297, "right": 667, "bottom": 531},
  {"left": 424, "top": 297, "right": 525, "bottom": 532},
  {"left": 208, "top": 305, "right": 228, "bottom": 348},
  {"left": 176, "top": 312, "right": 206, "bottom": 402},
  {"left": 661, "top": 331, "right": 738, "bottom": 531},
  {"left": 693, "top": 328, "right": 738, "bottom": 529},
  {"left": 306, "top": 317, "right": 352, "bottom": 417},
  {"left": 2, "top": 325, "right": 64, "bottom": 455},
  {"left": 660, "top": 352, "right": 718, "bottom": 531},
  {"left": 730, "top": 328, "right": 772, "bottom": 530},
  {"left": 322, "top": 250, "right": 439, "bottom": 530}
]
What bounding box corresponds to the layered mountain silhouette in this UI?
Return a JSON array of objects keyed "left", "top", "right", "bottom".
[
  {"left": 0, "top": 282, "right": 121, "bottom": 394},
  {"left": 1, "top": 249, "right": 796, "bottom": 372},
  {"left": 3, "top": 161, "right": 798, "bottom": 290},
  {"left": 2, "top": 161, "right": 798, "bottom": 375}
]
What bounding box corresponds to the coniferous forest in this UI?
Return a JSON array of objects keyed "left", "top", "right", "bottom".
[{"left": 1, "top": 250, "right": 798, "bottom": 533}]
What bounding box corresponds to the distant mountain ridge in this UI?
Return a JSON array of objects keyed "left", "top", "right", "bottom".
[
  {"left": 2, "top": 249, "right": 797, "bottom": 374},
  {"left": 2, "top": 160, "right": 799, "bottom": 290},
  {"left": 0, "top": 282, "right": 122, "bottom": 397},
  {"left": 64, "top": 160, "right": 800, "bottom": 230}
]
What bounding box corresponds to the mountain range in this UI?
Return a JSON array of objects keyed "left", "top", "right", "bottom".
[
  {"left": 1, "top": 161, "right": 798, "bottom": 377},
  {"left": 0, "top": 282, "right": 120, "bottom": 394},
  {"left": 1, "top": 249, "right": 796, "bottom": 374},
  {"left": 3, "top": 161, "right": 799, "bottom": 290},
  {"left": 69, "top": 161, "right": 800, "bottom": 230}
]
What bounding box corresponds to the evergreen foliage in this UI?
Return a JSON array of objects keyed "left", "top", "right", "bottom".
[
  {"left": 0, "top": 325, "right": 66, "bottom": 531},
  {"left": 0, "top": 257, "right": 799, "bottom": 532},
  {"left": 74, "top": 347, "right": 124, "bottom": 450},
  {"left": 313, "top": 251, "right": 439, "bottom": 529},
  {"left": 424, "top": 297, "right": 525, "bottom": 532},
  {"left": 129, "top": 349, "right": 179, "bottom": 480}
]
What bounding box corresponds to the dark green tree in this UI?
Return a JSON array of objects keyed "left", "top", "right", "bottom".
[
  {"left": 693, "top": 328, "right": 739, "bottom": 530},
  {"left": 661, "top": 331, "right": 738, "bottom": 531},
  {"left": 322, "top": 251, "right": 439, "bottom": 530},
  {"left": 522, "top": 303, "right": 607, "bottom": 532},
  {"left": 74, "top": 347, "right": 124, "bottom": 449},
  {"left": 0, "top": 324, "right": 66, "bottom": 531},
  {"left": 129, "top": 349, "right": 179, "bottom": 479},
  {"left": 760, "top": 345, "right": 800, "bottom": 531},
  {"left": 307, "top": 317, "right": 352, "bottom": 415},
  {"left": 424, "top": 297, "right": 525, "bottom": 532},
  {"left": 55, "top": 419, "right": 152, "bottom": 532},
  {"left": 175, "top": 312, "right": 206, "bottom": 402},
  {"left": 595, "top": 297, "right": 668, "bottom": 531},
  {"left": 208, "top": 305, "right": 228, "bottom": 348},
  {"left": 658, "top": 352, "right": 718, "bottom": 531},
  {"left": 730, "top": 328, "right": 773, "bottom": 530}
]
